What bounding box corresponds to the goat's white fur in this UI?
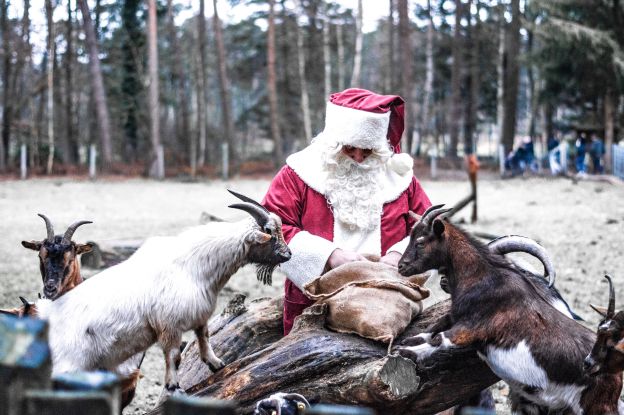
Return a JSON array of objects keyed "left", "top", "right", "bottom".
[{"left": 36, "top": 217, "right": 278, "bottom": 389}]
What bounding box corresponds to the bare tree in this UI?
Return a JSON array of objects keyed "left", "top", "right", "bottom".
[
  {"left": 267, "top": 0, "right": 282, "bottom": 167},
  {"left": 296, "top": 1, "right": 312, "bottom": 143},
  {"left": 385, "top": 0, "right": 395, "bottom": 93},
  {"left": 495, "top": 4, "right": 505, "bottom": 154},
  {"left": 147, "top": 0, "right": 162, "bottom": 179},
  {"left": 336, "top": 22, "right": 345, "bottom": 91},
  {"left": 418, "top": 0, "right": 435, "bottom": 156},
  {"left": 213, "top": 0, "right": 236, "bottom": 173},
  {"left": 448, "top": 0, "right": 462, "bottom": 158},
  {"left": 45, "top": 0, "right": 55, "bottom": 174},
  {"left": 463, "top": 0, "right": 480, "bottom": 155},
  {"left": 197, "top": 0, "right": 208, "bottom": 167},
  {"left": 501, "top": 0, "right": 521, "bottom": 155},
  {"left": 77, "top": 0, "right": 113, "bottom": 169},
  {"left": 322, "top": 10, "right": 331, "bottom": 99},
  {"left": 0, "top": 0, "right": 10, "bottom": 170},
  {"left": 64, "top": 0, "right": 75, "bottom": 164},
  {"left": 398, "top": 0, "right": 413, "bottom": 150},
  {"left": 350, "top": 0, "right": 363, "bottom": 86}
]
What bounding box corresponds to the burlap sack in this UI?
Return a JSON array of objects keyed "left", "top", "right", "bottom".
[{"left": 303, "top": 261, "right": 430, "bottom": 344}]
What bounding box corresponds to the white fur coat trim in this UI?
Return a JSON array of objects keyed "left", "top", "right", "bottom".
[
  {"left": 281, "top": 231, "right": 337, "bottom": 290},
  {"left": 286, "top": 138, "right": 413, "bottom": 203}
]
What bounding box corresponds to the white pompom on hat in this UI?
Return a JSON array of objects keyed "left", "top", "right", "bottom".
[{"left": 323, "top": 88, "right": 414, "bottom": 175}]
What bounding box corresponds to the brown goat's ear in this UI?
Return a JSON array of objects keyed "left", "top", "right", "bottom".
[
  {"left": 76, "top": 242, "right": 94, "bottom": 255},
  {"left": 590, "top": 304, "right": 608, "bottom": 317},
  {"left": 614, "top": 340, "right": 624, "bottom": 355},
  {"left": 21, "top": 240, "right": 41, "bottom": 251},
  {"left": 251, "top": 231, "right": 271, "bottom": 244},
  {"left": 432, "top": 219, "right": 445, "bottom": 238}
]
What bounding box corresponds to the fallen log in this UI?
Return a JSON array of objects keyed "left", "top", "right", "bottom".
[{"left": 146, "top": 295, "right": 499, "bottom": 415}]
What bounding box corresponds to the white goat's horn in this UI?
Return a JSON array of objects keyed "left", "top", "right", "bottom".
[{"left": 488, "top": 235, "right": 556, "bottom": 287}]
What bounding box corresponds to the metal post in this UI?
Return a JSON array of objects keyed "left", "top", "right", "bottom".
[
  {"left": 498, "top": 144, "right": 506, "bottom": 175},
  {"left": 430, "top": 154, "right": 437, "bottom": 179},
  {"left": 20, "top": 144, "right": 27, "bottom": 180},
  {"left": 560, "top": 141, "right": 568, "bottom": 174},
  {"left": 222, "top": 142, "right": 229, "bottom": 181},
  {"left": 157, "top": 144, "right": 165, "bottom": 180},
  {"left": 89, "top": 145, "right": 97, "bottom": 180}
]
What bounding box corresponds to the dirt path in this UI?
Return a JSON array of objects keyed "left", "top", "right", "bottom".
[{"left": 1, "top": 176, "right": 622, "bottom": 413}]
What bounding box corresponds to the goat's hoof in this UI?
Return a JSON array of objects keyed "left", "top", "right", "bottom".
[
  {"left": 400, "top": 334, "right": 429, "bottom": 347},
  {"left": 396, "top": 346, "right": 421, "bottom": 362},
  {"left": 207, "top": 359, "right": 225, "bottom": 372}
]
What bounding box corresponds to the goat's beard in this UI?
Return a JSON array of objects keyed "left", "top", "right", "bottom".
[
  {"left": 322, "top": 146, "right": 389, "bottom": 231},
  {"left": 256, "top": 264, "right": 276, "bottom": 286}
]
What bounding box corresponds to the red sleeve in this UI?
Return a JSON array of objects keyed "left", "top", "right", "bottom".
[{"left": 262, "top": 166, "right": 305, "bottom": 244}]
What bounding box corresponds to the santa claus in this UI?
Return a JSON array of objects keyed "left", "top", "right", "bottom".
[{"left": 262, "top": 88, "right": 432, "bottom": 335}]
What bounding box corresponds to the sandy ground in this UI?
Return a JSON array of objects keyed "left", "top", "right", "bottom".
[{"left": 1, "top": 174, "right": 623, "bottom": 413}]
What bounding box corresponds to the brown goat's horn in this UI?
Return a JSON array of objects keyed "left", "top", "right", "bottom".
[
  {"left": 421, "top": 205, "right": 452, "bottom": 228},
  {"left": 488, "top": 235, "right": 556, "bottom": 287},
  {"left": 229, "top": 203, "right": 269, "bottom": 228},
  {"left": 61, "top": 220, "right": 93, "bottom": 245},
  {"left": 227, "top": 189, "right": 269, "bottom": 214},
  {"left": 605, "top": 274, "right": 615, "bottom": 319},
  {"left": 37, "top": 213, "right": 55, "bottom": 242}
]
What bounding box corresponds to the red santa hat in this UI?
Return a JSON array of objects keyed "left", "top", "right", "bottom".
[{"left": 322, "top": 88, "right": 413, "bottom": 175}]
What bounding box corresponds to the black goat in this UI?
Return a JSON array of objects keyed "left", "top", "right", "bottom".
[{"left": 396, "top": 205, "right": 622, "bottom": 414}]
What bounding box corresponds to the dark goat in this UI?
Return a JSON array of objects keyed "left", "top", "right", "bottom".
[
  {"left": 585, "top": 275, "right": 624, "bottom": 379},
  {"left": 396, "top": 205, "right": 622, "bottom": 414},
  {"left": 22, "top": 214, "right": 93, "bottom": 300},
  {"left": 253, "top": 392, "right": 310, "bottom": 415}
]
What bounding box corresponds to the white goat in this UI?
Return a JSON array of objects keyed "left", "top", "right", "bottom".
[{"left": 36, "top": 190, "right": 291, "bottom": 393}]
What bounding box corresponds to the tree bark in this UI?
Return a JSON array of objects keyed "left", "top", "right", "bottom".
[
  {"left": 77, "top": 0, "right": 113, "bottom": 170},
  {"left": 45, "top": 0, "right": 55, "bottom": 175},
  {"left": 322, "top": 12, "right": 331, "bottom": 99},
  {"left": 350, "top": 0, "right": 363, "bottom": 87},
  {"left": 213, "top": 0, "right": 236, "bottom": 174},
  {"left": 64, "top": 0, "right": 76, "bottom": 165},
  {"left": 495, "top": 4, "right": 505, "bottom": 159},
  {"left": 398, "top": 0, "right": 413, "bottom": 151},
  {"left": 501, "top": 0, "right": 521, "bottom": 155},
  {"left": 146, "top": 297, "right": 498, "bottom": 415},
  {"left": 604, "top": 90, "right": 615, "bottom": 173},
  {"left": 463, "top": 0, "right": 480, "bottom": 156},
  {"left": 267, "top": 0, "right": 283, "bottom": 168},
  {"left": 449, "top": 0, "right": 462, "bottom": 159},
  {"left": 385, "top": 0, "right": 395, "bottom": 94},
  {"left": 336, "top": 23, "right": 345, "bottom": 92},
  {"left": 197, "top": 0, "right": 208, "bottom": 167},
  {"left": 147, "top": 0, "right": 163, "bottom": 179},
  {"left": 418, "top": 0, "right": 434, "bottom": 157},
  {"left": 1, "top": 0, "right": 11, "bottom": 170}
]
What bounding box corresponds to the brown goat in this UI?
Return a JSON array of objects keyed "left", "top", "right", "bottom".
[
  {"left": 396, "top": 205, "right": 623, "bottom": 414},
  {"left": 21, "top": 214, "right": 93, "bottom": 300}
]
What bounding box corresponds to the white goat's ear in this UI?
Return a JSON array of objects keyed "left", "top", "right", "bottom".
[
  {"left": 250, "top": 231, "right": 271, "bottom": 244},
  {"left": 22, "top": 240, "right": 41, "bottom": 251},
  {"left": 590, "top": 304, "right": 608, "bottom": 317}
]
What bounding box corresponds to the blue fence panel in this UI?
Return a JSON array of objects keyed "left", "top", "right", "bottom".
[{"left": 614, "top": 145, "right": 624, "bottom": 180}]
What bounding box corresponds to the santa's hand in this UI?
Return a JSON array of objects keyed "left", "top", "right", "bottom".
[
  {"left": 379, "top": 251, "right": 402, "bottom": 268},
  {"left": 326, "top": 248, "right": 368, "bottom": 269}
]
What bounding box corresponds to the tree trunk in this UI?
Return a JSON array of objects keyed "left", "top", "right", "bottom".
[
  {"left": 526, "top": 28, "right": 539, "bottom": 143},
  {"left": 418, "top": 0, "right": 434, "bottom": 157},
  {"left": 495, "top": 5, "right": 505, "bottom": 158},
  {"left": 45, "top": 0, "right": 55, "bottom": 175},
  {"left": 501, "top": 0, "right": 521, "bottom": 155},
  {"left": 448, "top": 0, "right": 462, "bottom": 159},
  {"left": 322, "top": 13, "right": 331, "bottom": 99},
  {"left": 350, "top": 0, "right": 363, "bottom": 87},
  {"left": 398, "top": 0, "right": 412, "bottom": 151},
  {"left": 295, "top": 2, "right": 312, "bottom": 144},
  {"left": 1, "top": 0, "right": 11, "bottom": 170},
  {"left": 267, "top": 0, "right": 283, "bottom": 168},
  {"left": 463, "top": 0, "right": 480, "bottom": 156},
  {"left": 197, "top": 0, "right": 208, "bottom": 167},
  {"left": 336, "top": 23, "right": 345, "bottom": 92},
  {"left": 213, "top": 0, "right": 236, "bottom": 174},
  {"left": 145, "top": 297, "right": 498, "bottom": 415},
  {"left": 147, "top": 0, "right": 162, "bottom": 179},
  {"left": 385, "top": 0, "right": 395, "bottom": 94},
  {"left": 64, "top": 0, "right": 76, "bottom": 165},
  {"left": 77, "top": 0, "right": 113, "bottom": 170}
]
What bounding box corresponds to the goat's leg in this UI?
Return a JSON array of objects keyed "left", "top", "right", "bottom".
[
  {"left": 194, "top": 324, "right": 225, "bottom": 372},
  {"left": 159, "top": 330, "right": 184, "bottom": 394},
  {"left": 396, "top": 324, "right": 475, "bottom": 362},
  {"left": 399, "top": 311, "right": 454, "bottom": 347}
]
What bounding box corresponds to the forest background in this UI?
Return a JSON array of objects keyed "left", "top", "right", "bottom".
[{"left": 0, "top": 0, "right": 623, "bottom": 179}]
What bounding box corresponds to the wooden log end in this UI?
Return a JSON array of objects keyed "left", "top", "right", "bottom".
[{"left": 373, "top": 355, "right": 420, "bottom": 401}]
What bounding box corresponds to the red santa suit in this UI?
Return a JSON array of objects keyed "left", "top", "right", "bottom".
[{"left": 262, "top": 88, "right": 432, "bottom": 335}]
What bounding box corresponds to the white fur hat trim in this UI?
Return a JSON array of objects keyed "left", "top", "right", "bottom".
[{"left": 322, "top": 101, "right": 390, "bottom": 150}]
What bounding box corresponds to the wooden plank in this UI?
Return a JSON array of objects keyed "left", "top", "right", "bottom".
[{"left": 21, "top": 390, "right": 113, "bottom": 415}]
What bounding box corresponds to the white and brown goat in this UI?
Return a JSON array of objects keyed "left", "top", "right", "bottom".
[
  {"left": 396, "top": 205, "right": 623, "bottom": 414},
  {"left": 36, "top": 190, "right": 291, "bottom": 394}
]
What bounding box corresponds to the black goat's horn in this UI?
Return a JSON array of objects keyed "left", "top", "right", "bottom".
[
  {"left": 229, "top": 203, "right": 269, "bottom": 228},
  {"left": 227, "top": 189, "right": 269, "bottom": 214},
  {"left": 421, "top": 205, "right": 452, "bottom": 228},
  {"left": 61, "top": 220, "right": 93, "bottom": 245},
  {"left": 37, "top": 213, "right": 55, "bottom": 242},
  {"left": 605, "top": 274, "right": 615, "bottom": 319},
  {"left": 488, "top": 235, "right": 556, "bottom": 287}
]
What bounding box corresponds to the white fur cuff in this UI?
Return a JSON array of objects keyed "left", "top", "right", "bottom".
[{"left": 280, "top": 231, "right": 337, "bottom": 290}]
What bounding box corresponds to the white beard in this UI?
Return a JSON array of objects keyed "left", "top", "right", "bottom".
[{"left": 323, "top": 151, "right": 386, "bottom": 231}]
